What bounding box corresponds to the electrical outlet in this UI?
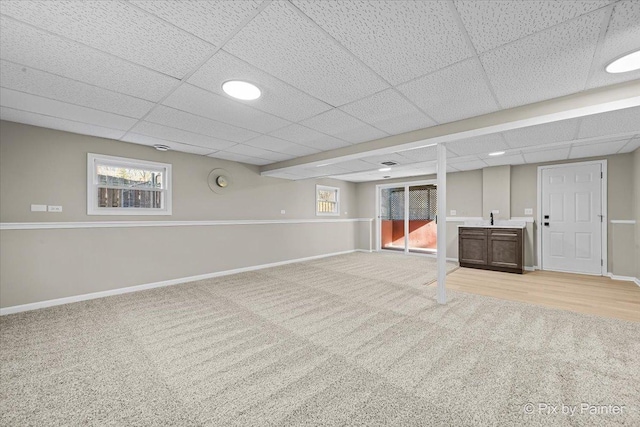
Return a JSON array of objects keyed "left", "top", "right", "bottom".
[
  {"left": 524, "top": 208, "right": 533, "bottom": 215},
  {"left": 450, "top": 210, "right": 457, "bottom": 216},
  {"left": 491, "top": 210, "right": 500, "bottom": 214},
  {"left": 31, "top": 204, "right": 47, "bottom": 212},
  {"left": 280, "top": 210, "right": 286, "bottom": 215},
  {"left": 47, "top": 205, "right": 63, "bottom": 212}
]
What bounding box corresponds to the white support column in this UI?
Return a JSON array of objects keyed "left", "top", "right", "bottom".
[{"left": 436, "top": 143, "right": 447, "bottom": 304}]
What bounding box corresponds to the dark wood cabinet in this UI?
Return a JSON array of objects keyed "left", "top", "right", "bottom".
[
  {"left": 459, "top": 227, "right": 524, "bottom": 274},
  {"left": 459, "top": 227, "right": 488, "bottom": 266}
]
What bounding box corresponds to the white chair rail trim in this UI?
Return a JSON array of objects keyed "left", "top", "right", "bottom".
[{"left": 0, "top": 218, "right": 374, "bottom": 230}]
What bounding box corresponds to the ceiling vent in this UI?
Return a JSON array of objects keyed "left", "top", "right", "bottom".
[{"left": 380, "top": 161, "right": 397, "bottom": 166}]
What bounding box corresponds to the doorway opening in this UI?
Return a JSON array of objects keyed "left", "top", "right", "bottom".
[{"left": 377, "top": 180, "right": 438, "bottom": 254}]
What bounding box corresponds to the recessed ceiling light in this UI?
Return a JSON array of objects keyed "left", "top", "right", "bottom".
[
  {"left": 488, "top": 151, "right": 505, "bottom": 156},
  {"left": 222, "top": 80, "right": 261, "bottom": 100},
  {"left": 378, "top": 167, "right": 391, "bottom": 172},
  {"left": 605, "top": 49, "right": 640, "bottom": 74},
  {"left": 153, "top": 144, "right": 170, "bottom": 151}
]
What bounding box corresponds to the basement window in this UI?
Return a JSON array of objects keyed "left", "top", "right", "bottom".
[
  {"left": 316, "top": 185, "right": 340, "bottom": 216},
  {"left": 87, "top": 153, "right": 172, "bottom": 216}
]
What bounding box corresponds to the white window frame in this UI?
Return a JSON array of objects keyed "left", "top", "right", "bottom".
[
  {"left": 316, "top": 185, "right": 340, "bottom": 216},
  {"left": 87, "top": 153, "right": 172, "bottom": 216}
]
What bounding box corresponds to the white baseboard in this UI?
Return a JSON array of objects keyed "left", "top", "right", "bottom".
[
  {"left": 605, "top": 272, "right": 640, "bottom": 285},
  {"left": 0, "top": 249, "right": 359, "bottom": 316}
]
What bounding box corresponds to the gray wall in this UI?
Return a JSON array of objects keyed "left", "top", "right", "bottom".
[
  {"left": 482, "top": 166, "right": 510, "bottom": 220},
  {"left": 1, "top": 121, "right": 637, "bottom": 308},
  {"left": 356, "top": 153, "right": 637, "bottom": 274},
  {"left": 0, "top": 121, "right": 366, "bottom": 308},
  {"left": 635, "top": 148, "right": 640, "bottom": 280}
]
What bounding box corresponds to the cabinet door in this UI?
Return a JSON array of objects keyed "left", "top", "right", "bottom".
[
  {"left": 459, "top": 228, "right": 487, "bottom": 265},
  {"left": 488, "top": 229, "right": 522, "bottom": 270}
]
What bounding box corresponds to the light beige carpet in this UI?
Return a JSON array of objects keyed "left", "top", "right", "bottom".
[{"left": 1, "top": 252, "right": 638, "bottom": 426}]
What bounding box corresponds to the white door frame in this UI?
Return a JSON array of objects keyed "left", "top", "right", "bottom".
[
  {"left": 375, "top": 179, "right": 437, "bottom": 253},
  {"left": 536, "top": 159, "right": 607, "bottom": 275}
]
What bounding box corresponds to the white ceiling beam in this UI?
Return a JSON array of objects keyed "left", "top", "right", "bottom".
[{"left": 260, "top": 78, "right": 640, "bottom": 176}]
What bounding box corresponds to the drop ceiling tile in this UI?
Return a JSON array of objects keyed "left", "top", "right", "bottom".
[
  {"left": 292, "top": 0, "right": 471, "bottom": 85},
  {"left": 244, "top": 135, "right": 320, "bottom": 157},
  {"left": 330, "top": 159, "right": 377, "bottom": 173},
  {"left": 209, "top": 151, "right": 272, "bottom": 166},
  {"left": 188, "top": 50, "right": 331, "bottom": 122},
  {"left": 270, "top": 124, "right": 351, "bottom": 151},
  {"left": 587, "top": 0, "right": 640, "bottom": 89},
  {"left": 0, "top": 17, "right": 177, "bottom": 102},
  {"left": 502, "top": 118, "right": 580, "bottom": 148},
  {"left": 448, "top": 155, "right": 483, "bottom": 165},
  {"left": 577, "top": 106, "right": 640, "bottom": 139},
  {"left": 128, "top": 121, "right": 236, "bottom": 151},
  {"left": 162, "top": 84, "right": 291, "bottom": 134},
  {"left": 482, "top": 153, "right": 526, "bottom": 167},
  {"left": 396, "top": 145, "right": 436, "bottom": 162},
  {"left": 0, "top": 88, "right": 137, "bottom": 130},
  {"left": 480, "top": 11, "right": 603, "bottom": 108},
  {"left": 360, "top": 153, "right": 413, "bottom": 166},
  {"left": 0, "top": 107, "right": 126, "bottom": 140},
  {"left": 224, "top": 1, "right": 388, "bottom": 106},
  {"left": 522, "top": 147, "right": 571, "bottom": 163},
  {"left": 0, "top": 60, "right": 154, "bottom": 119},
  {"left": 339, "top": 89, "right": 436, "bottom": 135},
  {"left": 121, "top": 133, "right": 214, "bottom": 156},
  {"left": 455, "top": 0, "right": 609, "bottom": 53},
  {"left": 449, "top": 159, "right": 488, "bottom": 171},
  {"left": 397, "top": 58, "right": 500, "bottom": 124},
  {"left": 395, "top": 145, "right": 459, "bottom": 163},
  {"left": 569, "top": 138, "right": 630, "bottom": 159},
  {"left": 619, "top": 136, "right": 640, "bottom": 154},
  {"left": 225, "top": 144, "right": 294, "bottom": 162},
  {"left": 299, "top": 109, "right": 388, "bottom": 144},
  {"left": 0, "top": 1, "right": 212, "bottom": 78},
  {"left": 145, "top": 106, "right": 258, "bottom": 143},
  {"left": 446, "top": 133, "right": 509, "bottom": 156},
  {"left": 131, "top": 0, "right": 261, "bottom": 46}
]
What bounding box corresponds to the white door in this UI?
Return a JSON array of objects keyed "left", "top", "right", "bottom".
[{"left": 541, "top": 163, "right": 603, "bottom": 274}]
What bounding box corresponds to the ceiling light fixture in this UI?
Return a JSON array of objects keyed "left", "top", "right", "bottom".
[
  {"left": 222, "top": 80, "right": 261, "bottom": 100},
  {"left": 605, "top": 49, "right": 640, "bottom": 74},
  {"left": 488, "top": 151, "right": 505, "bottom": 156},
  {"left": 153, "top": 144, "right": 170, "bottom": 151},
  {"left": 378, "top": 167, "right": 391, "bottom": 172}
]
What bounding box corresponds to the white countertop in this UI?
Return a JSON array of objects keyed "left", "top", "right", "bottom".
[{"left": 459, "top": 220, "right": 526, "bottom": 229}]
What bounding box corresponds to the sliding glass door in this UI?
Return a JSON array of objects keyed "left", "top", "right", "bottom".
[
  {"left": 380, "top": 187, "right": 405, "bottom": 252},
  {"left": 407, "top": 185, "right": 437, "bottom": 253},
  {"left": 378, "top": 181, "right": 437, "bottom": 254}
]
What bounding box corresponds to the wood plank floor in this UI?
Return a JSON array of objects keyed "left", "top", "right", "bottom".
[{"left": 436, "top": 268, "right": 640, "bottom": 322}]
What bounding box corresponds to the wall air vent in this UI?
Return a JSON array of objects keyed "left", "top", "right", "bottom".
[{"left": 380, "top": 161, "right": 397, "bottom": 166}]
